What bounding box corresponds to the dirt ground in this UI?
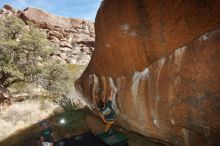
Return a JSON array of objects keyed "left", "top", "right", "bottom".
[
  {"left": 85, "top": 113, "right": 168, "bottom": 146},
  {"left": 0, "top": 109, "right": 168, "bottom": 146}
]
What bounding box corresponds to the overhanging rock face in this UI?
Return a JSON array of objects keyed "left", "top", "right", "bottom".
[{"left": 76, "top": 0, "right": 220, "bottom": 145}]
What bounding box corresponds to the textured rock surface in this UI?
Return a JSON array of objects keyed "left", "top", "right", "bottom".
[
  {"left": 77, "top": 28, "right": 220, "bottom": 146},
  {"left": 0, "top": 6, "right": 95, "bottom": 65},
  {"left": 87, "top": 0, "right": 220, "bottom": 76},
  {"left": 20, "top": 7, "right": 83, "bottom": 30},
  {"left": 76, "top": 0, "right": 220, "bottom": 145}
]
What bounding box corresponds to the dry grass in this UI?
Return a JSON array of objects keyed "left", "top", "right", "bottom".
[
  {"left": 0, "top": 64, "right": 87, "bottom": 144},
  {"left": 0, "top": 99, "right": 59, "bottom": 141}
]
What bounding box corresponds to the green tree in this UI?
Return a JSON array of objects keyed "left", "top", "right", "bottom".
[{"left": 0, "top": 16, "right": 72, "bottom": 99}]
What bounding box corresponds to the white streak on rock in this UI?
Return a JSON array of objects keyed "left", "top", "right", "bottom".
[
  {"left": 89, "top": 74, "right": 93, "bottom": 86},
  {"left": 199, "top": 34, "right": 209, "bottom": 41},
  {"left": 158, "top": 58, "right": 165, "bottom": 66},
  {"left": 91, "top": 74, "right": 99, "bottom": 106},
  {"left": 174, "top": 46, "right": 186, "bottom": 65},
  {"left": 129, "top": 31, "right": 137, "bottom": 37},
  {"left": 131, "top": 68, "right": 149, "bottom": 102},
  {"left": 198, "top": 29, "right": 220, "bottom": 42},
  {"left": 154, "top": 119, "right": 160, "bottom": 128},
  {"left": 131, "top": 68, "right": 149, "bottom": 126},
  {"left": 108, "top": 78, "right": 118, "bottom": 113},
  {"left": 174, "top": 46, "right": 186, "bottom": 71},
  {"left": 121, "top": 24, "right": 130, "bottom": 31},
  {"left": 171, "top": 118, "right": 175, "bottom": 125},
  {"left": 153, "top": 58, "right": 165, "bottom": 129},
  {"left": 182, "top": 128, "right": 189, "bottom": 146}
]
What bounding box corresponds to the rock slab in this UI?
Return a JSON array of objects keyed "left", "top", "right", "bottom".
[{"left": 76, "top": 0, "right": 220, "bottom": 145}]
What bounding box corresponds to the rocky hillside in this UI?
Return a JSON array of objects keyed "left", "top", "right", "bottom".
[
  {"left": 76, "top": 0, "right": 220, "bottom": 146},
  {"left": 0, "top": 5, "right": 95, "bottom": 142},
  {"left": 0, "top": 5, "right": 95, "bottom": 65}
]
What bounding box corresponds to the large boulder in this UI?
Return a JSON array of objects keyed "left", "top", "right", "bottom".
[
  {"left": 77, "top": 28, "right": 220, "bottom": 146},
  {"left": 3, "top": 5, "right": 14, "bottom": 11},
  {"left": 19, "top": 7, "right": 84, "bottom": 30},
  {"left": 86, "top": 0, "right": 220, "bottom": 77},
  {"left": 76, "top": 0, "right": 220, "bottom": 145}
]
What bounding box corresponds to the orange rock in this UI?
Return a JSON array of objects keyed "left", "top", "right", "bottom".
[
  {"left": 86, "top": 0, "right": 220, "bottom": 77},
  {"left": 77, "top": 28, "right": 220, "bottom": 146},
  {"left": 76, "top": 0, "right": 220, "bottom": 145}
]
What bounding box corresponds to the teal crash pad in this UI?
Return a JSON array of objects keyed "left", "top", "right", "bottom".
[{"left": 97, "top": 131, "right": 128, "bottom": 146}]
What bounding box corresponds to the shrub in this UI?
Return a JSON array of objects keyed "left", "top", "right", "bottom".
[{"left": 0, "top": 15, "right": 72, "bottom": 98}]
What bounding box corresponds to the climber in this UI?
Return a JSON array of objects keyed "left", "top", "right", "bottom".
[
  {"left": 97, "top": 99, "right": 116, "bottom": 133},
  {"left": 40, "top": 120, "right": 54, "bottom": 146}
]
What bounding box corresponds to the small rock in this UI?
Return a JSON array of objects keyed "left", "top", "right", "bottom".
[
  {"left": 1, "top": 8, "right": 14, "bottom": 16},
  {"left": 60, "top": 47, "right": 72, "bottom": 52},
  {"left": 90, "top": 47, "right": 95, "bottom": 52},
  {"left": 71, "top": 46, "right": 82, "bottom": 54},
  {"left": 69, "top": 57, "right": 78, "bottom": 64},
  {"left": 82, "top": 47, "right": 92, "bottom": 53},
  {"left": 77, "top": 54, "right": 91, "bottom": 65},
  {"left": 48, "top": 36, "right": 60, "bottom": 43},
  {"left": 51, "top": 55, "right": 66, "bottom": 64},
  {"left": 70, "top": 28, "right": 77, "bottom": 33},
  {"left": 48, "top": 30, "right": 64, "bottom": 40},
  {"left": 4, "top": 5, "right": 13, "bottom": 11},
  {"left": 60, "top": 41, "right": 72, "bottom": 49},
  {"left": 81, "top": 52, "right": 87, "bottom": 55},
  {"left": 72, "top": 33, "right": 92, "bottom": 42},
  {"left": 60, "top": 38, "right": 68, "bottom": 41},
  {"left": 59, "top": 53, "right": 68, "bottom": 60}
]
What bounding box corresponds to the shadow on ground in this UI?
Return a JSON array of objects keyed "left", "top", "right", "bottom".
[{"left": 0, "top": 108, "right": 169, "bottom": 146}]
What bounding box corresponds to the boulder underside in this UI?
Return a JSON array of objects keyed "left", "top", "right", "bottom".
[{"left": 76, "top": 0, "right": 220, "bottom": 145}]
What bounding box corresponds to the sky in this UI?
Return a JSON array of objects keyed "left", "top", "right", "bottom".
[{"left": 0, "top": 0, "right": 101, "bottom": 21}]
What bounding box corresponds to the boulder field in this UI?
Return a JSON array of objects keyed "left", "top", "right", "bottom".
[
  {"left": 76, "top": 0, "right": 220, "bottom": 145},
  {"left": 0, "top": 5, "right": 95, "bottom": 65}
]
